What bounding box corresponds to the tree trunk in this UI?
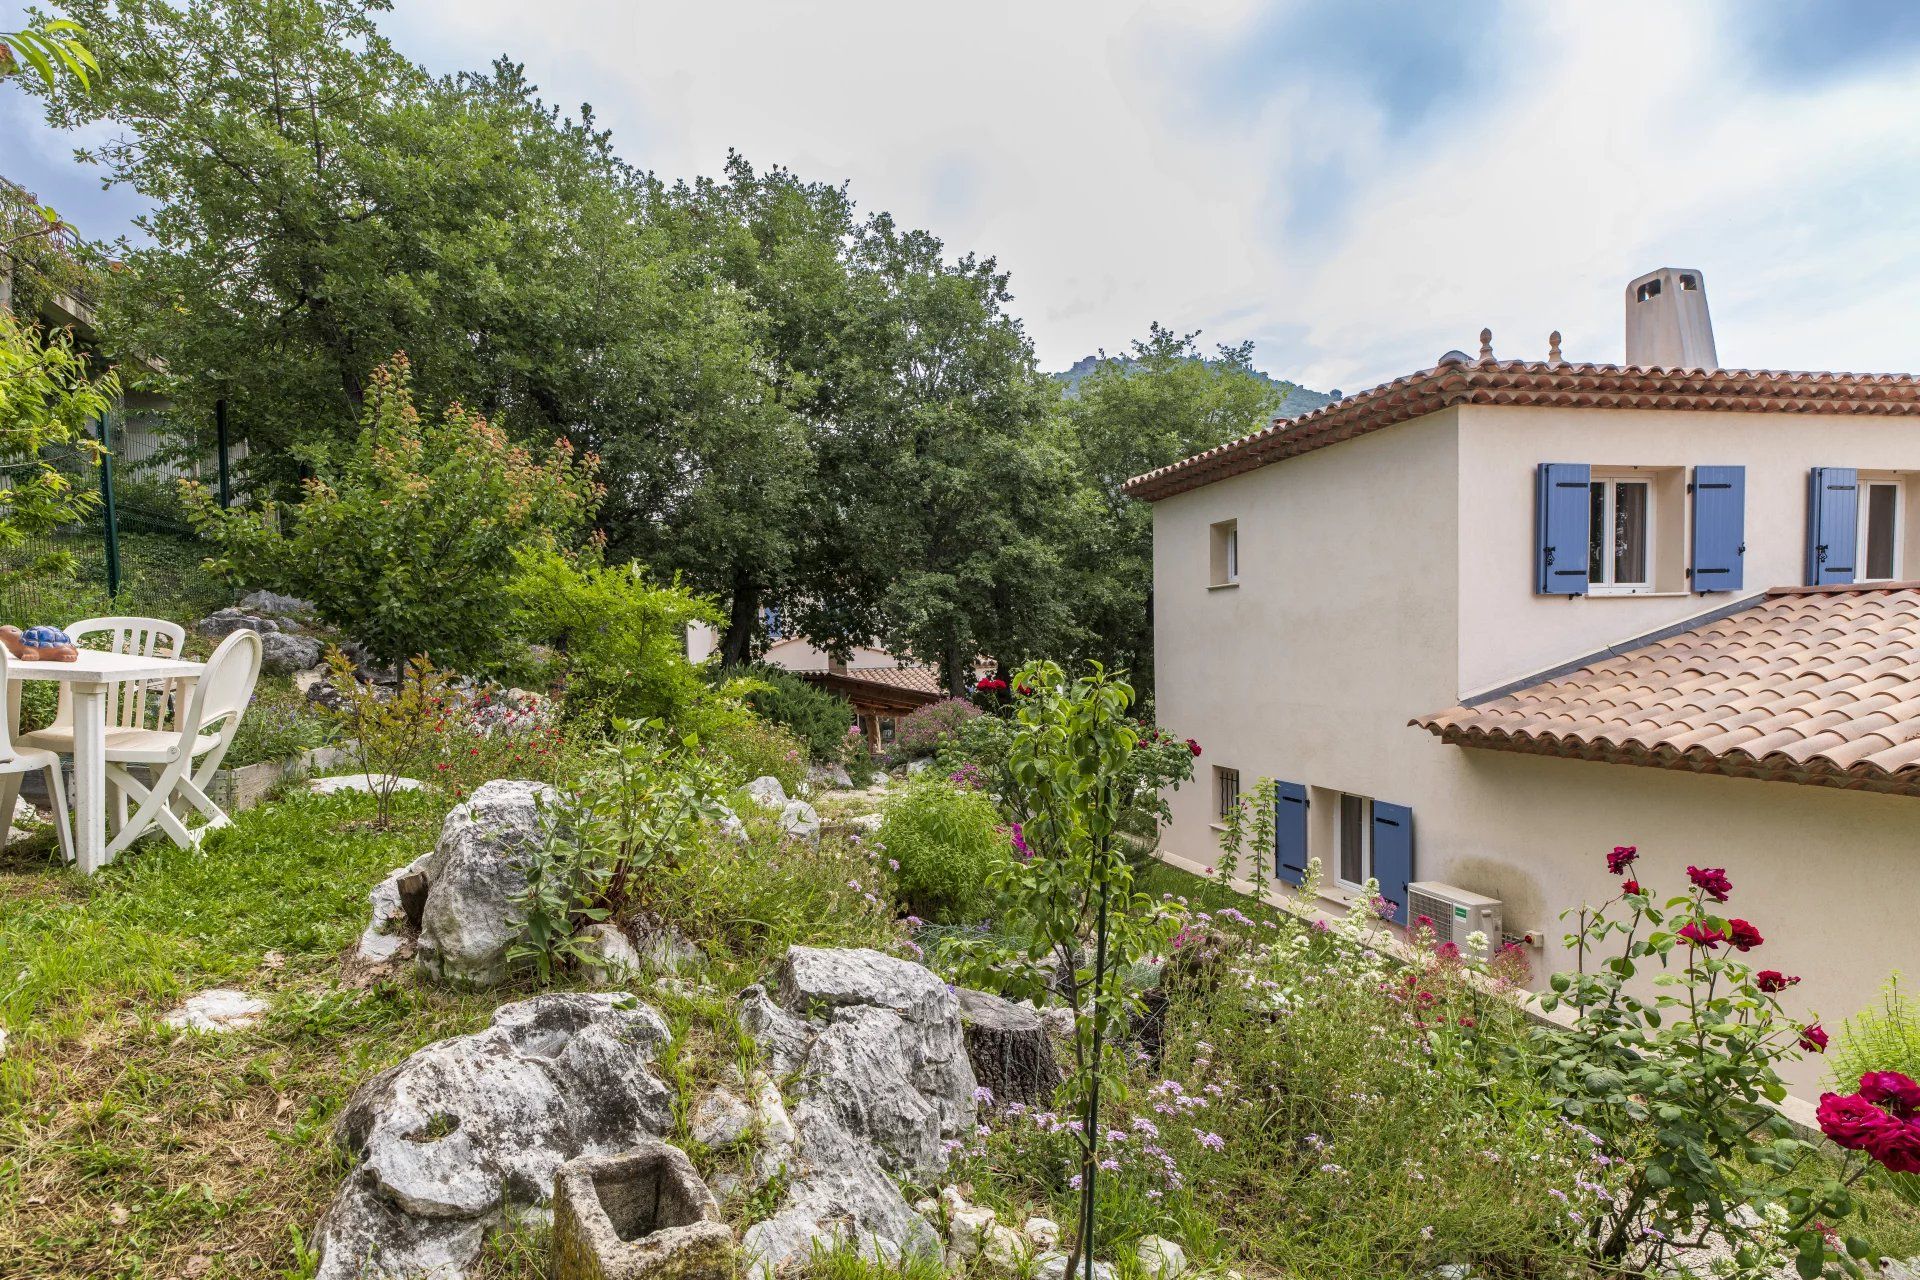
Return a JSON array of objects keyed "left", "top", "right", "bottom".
[
  {"left": 719, "top": 577, "right": 760, "bottom": 668},
  {"left": 958, "top": 987, "right": 1060, "bottom": 1109}
]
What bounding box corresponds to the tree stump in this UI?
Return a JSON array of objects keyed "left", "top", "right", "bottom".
[{"left": 959, "top": 988, "right": 1061, "bottom": 1109}]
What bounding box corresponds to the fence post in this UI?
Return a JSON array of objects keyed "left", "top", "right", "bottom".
[
  {"left": 98, "top": 411, "right": 120, "bottom": 598},
  {"left": 215, "top": 397, "right": 231, "bottom": 509}
]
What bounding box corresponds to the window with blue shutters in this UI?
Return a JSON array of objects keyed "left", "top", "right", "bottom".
[
  {"left": 1535, "top": 463, "right": 1591, "bottom": 594},
  {"left": 1273, "top": 781, "right": 1308, "bottom": 887},
  {"left": 1689, "top": 465, "right": 1746, "bottom": 592},
  {"left": 1370, "top": 801, "right": 1414, "bottom": 925},
  {"left": 1807, "top": 467, "right": 1859, "bottom": 586}
]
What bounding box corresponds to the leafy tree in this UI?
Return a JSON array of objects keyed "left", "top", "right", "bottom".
[
  {"left": 0, "top": 311, "right": 116, "bottom": 583},
  {"left": 798, "top": 217, "right": 1074, "bottom": 692},
  {"left": 183, "top": 353, "right": 599, "bottom": 672},
  {"left": 1054, "top": 324, "right": 1282, "bottom": 696},
  {"left": 28, "top": 0, "right": 709, "bottom": 498}
]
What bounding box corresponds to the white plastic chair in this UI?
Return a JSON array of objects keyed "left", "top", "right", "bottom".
[
  {"left": 0, "top": 647, "right": 76, "bottom": 864},
  {"left": 44, "top": 616, "right": 189, "bottom": 735},
  {"left": 23, "top": 630, "right": 261, "bottom": 852},
  {"left": 26, "top": 616, "right": 187, "bottom": 836}
]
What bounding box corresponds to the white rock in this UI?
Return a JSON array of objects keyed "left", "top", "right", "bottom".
[
  {"left": 1430, "top": 1267, "right": 1472, "bottom": 1280},
  {"left": 239, "top": 589, "right": 314, "bottom": 618},
  {"left": 164, "top": 989, "right": 268, "bottom": 1033},
  {"left": 982, "top": 1223, "right": 1027, "bottom": 1273},
  {"left": 260, "top": 630, "right": 324, "bottom": 675},
  {"left": 414, "top": 780, "right": 560, "bottom": 988},
  {"left": 351, "top": 852, "right": 431, "bottom": 966},
  {"left": 847, "top": 812, "right": 884, "bottom": 833},
  {"left": 1136, "top": 1234, "right": 1188, "bottom": 1279},
  {"left": 906, "top": 758, "right": 932, "bottom": 775},
  {"left": 1024, "top": 1217, "right": 1060, "bottom": 1250},
  {"left": 691, "top": 1088, "right": 753, "bottom": 1149},
  {"left": 948, "top": 1205, "right": 998, "bottom": 1258},
  {"left": 779, "top": 798, "right": 820, "bottom": 843},
  {"left": 913, "top": 1197, "right": 938, "bottom": 1218},
  {"left": 744, "top": 776, "right": 788, "bottom": 809},
  {"left": 310, "top": 773, "right": 424, "bottom": 796},
  {"left": 776, "top": 946, "right": 977, "bottom": 1175},
  {"left": 810, "top": 762, "right": 855, "bottom": 790},
  {"left": 576, "top": 922, "right": 642, "bottom": 984},
  {"left": 314, "top": 994, "right": 673, "bottom": 1280}
]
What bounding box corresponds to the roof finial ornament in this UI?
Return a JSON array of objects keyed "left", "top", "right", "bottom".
[
  {"left": 1478, "top": 328, "right": 1494, "bottom": 363},
  {"left": 1548, "top": 330, "right": 1563, "bottom": 364}
]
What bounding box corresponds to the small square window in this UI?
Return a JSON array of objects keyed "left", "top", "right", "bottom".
[
  {"left": 1209, "top": 519, "right": 1239, "bottom": 587},
  {"left": 1215, "top": 767, "right": 1241, "bottom": 820}
]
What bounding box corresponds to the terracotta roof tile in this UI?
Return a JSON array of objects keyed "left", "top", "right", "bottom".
[
  {"left": 1412, "top": 584, "right": 1920, "bottom": 797},
  {"left": 1123, "top": 360, "right": 1920, "bottom": 502},
  {"left": 840, "top": 664, "right": 944, "bottom": 696}
]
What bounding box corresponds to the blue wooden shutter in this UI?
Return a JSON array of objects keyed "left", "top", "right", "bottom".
[
  {"left": 1535, "top": 463, "right": 1591, "bottom": 595},
  {"left": 1273, "top": 781, "right": 1308, "bottom": 887},
  {"left": 1689, "top": 466, "right": 1746, "bottom": 592},
  {"left": 1371, "top": 801, "right": 1414, "bottom": 924},
  {"left": 1806, "top": 468, "right": 1859, "bottom": 586}
]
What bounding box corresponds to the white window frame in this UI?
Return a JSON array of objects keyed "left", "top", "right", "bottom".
[
  {"left": 1224, "top": 525, "right": 1239, "bottom": 583},
  {"left": 1588, "top": 473, "right": 1656, "bottom": 595},
  {"left": 1334, "top": 792, "right": 1373, "bottom": 891},
  {"left": 1857, "top": 478, "right": 1905, "bottom": 583}
]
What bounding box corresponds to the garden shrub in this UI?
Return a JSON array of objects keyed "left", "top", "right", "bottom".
[
  {"left": 1539, "top": 848, "right": 1872, "bottom": 1276},
  {"left": 184, "top": 352, "right": 600, "bottom": 673},
  {"left": 0, "top": 310, "right": 116, "bottom": 585},
  {"left": 696, "top": 706, "right": 809, "bottom": 795},
  {"left": 730, "top": 663, "right": 855, "bottom": 764},
  {"left": 889, "top": 696, "right": 980, "bottom": 764},
  {"left": 876, "top": 774, "right": 1010, "bottom": 922},
  {"left": 508, "top": 545, "right": 719, "bottom": 730}
]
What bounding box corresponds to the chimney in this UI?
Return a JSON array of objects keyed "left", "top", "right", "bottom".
[{"left": 1624, "top": 267, "right": 1717, "bottom": 369}]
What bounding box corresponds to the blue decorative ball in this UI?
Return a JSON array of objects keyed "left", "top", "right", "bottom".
[{"left": 21, "top": 626, "right": 71, "bottom": 647}]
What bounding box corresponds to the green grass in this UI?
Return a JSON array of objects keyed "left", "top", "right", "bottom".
[{"left": 0, "top": 789, "right": 514, "bottom": 1279}]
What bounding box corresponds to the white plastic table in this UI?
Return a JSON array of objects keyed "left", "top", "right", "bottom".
[{"left": 2, "top": 648, "right": 205, "bottom": 874}]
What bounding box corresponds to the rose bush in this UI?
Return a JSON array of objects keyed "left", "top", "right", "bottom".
[{"left": 1537, "top": 849, "right": 1874, "bottom": 1278}]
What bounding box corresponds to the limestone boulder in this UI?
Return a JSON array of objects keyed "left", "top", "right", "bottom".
[
  {"left": 733, "top": 946, "right": 978, "bottom": 1280},
  {"left": 239, "top": 589, "right": 315, "bottom": 618},
  {"left": 742, "top": 776, "right": 788, "bottom": 809},
  {"left": 260, "top": 630, "right": 325, "bottom": 675},
  {"left": 313, "top": 993, "right": 673, "bottom": 1280},
  {"left": 778, "top": 799, "right": 820, "bottom": 844},
  {"left": 196, "top": 607, "right": 279, "bottom": 638},
  {"left": 413, "top": 780, "right": 560, "bottom": 988}
]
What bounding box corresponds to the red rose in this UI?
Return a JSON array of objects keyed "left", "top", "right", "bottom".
[
  {"left": 1620, "top": 879, "right": 1642, "bottom": 896},
  {"left": 1869, "top": 1117, "right": 1920, "bottom": 1174},
  {"left": 1678, "top": 922, "right": 1725, "bottom": 949},
  {"left": 977, "top": 678, "right": 1008, "bottom": 692},
  {"left": 1606, "top": 845, "right": 1638, "bottom": 875},
  {"left": 1185, "top": 738, "right": 1202, "bottom": 757},
  {"left": 1726, "top": 918, "right": 1763, "bottom": 951},
  {"left": 1756, "top": 970, "right": 1800, "bottom": 993},
  {"left": 1861, "top": 1072, "right": 1920, "bottom": 1121},
  {"left": 1819, "top": 1091, "right": 1893, "bottom": 1151},
  {"left": 1016, "top": 684, "right": 1033, "bottom": 696},
  {"left": 1686, "top": 865, "right": 1732, "bottom": 902},
  {"left": 1799, "top": 1023, "right": 1830, "bottom": 1053}
]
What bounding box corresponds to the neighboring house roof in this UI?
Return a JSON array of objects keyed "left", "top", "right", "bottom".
[
  {"left": 1413, "top": 583, "right": 1920, "bottom": 797},
  {"left": 1122, "top": 359, "right": 1920, "bottom": 502},
  {"left": 798, "top": 664, "right": 946, "bottom": 711}
]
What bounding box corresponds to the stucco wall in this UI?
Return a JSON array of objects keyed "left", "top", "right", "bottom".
[
  {"left": 1456, "top": 404, "right": 1920, "bottom": 696},
  {"left": 1151, "top": 402, "right": 1920, "bottom": 1102},
  {"left": 1153, "top": 407, "right": 1463, "bottom": 892}
]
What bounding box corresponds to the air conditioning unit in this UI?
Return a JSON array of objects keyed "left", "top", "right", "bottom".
[{"left": 1406, "top": 881, "right": 1503, "bottom": 961}]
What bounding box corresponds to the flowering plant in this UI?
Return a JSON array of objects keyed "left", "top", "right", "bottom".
[{"left": 1537, "top": 849, "right": 1871, "bottom": 1277}]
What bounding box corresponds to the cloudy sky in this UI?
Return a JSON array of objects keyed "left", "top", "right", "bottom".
[{"left": 7, "top": 0, "right": 1920, "bottom": 394}]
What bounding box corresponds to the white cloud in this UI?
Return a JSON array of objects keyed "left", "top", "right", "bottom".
[{"left": 16, "top": 0, "right": 1920, "bottom": 389}]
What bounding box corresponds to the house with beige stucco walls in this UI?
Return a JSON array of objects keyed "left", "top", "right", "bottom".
[{"left": 1130, "top": 268, "right": 1920, "bottom": 1099}]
